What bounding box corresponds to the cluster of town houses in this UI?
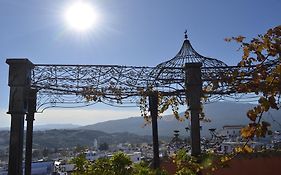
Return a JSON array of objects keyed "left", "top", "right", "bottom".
[
  {"left": 210, "top": 125, "right": 281, "bottom": 153},
  {"left": 1, "top": 124, "right": 281, "bottom": 175}
]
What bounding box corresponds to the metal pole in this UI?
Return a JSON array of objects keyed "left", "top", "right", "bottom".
[
  {"left": 185, "top": 63, "right": 202, "bottom": 156},
  {"left": 6, "top": 59, "right": 34, "bottom": 175},
  {"left": 149, "top": 91, "right": 160, "bottom": 169},
  {"left": 25, "top": 89, "right": 37, "bottom": 175}
]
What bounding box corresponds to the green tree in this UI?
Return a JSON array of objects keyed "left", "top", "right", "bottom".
[
  {"left": 74, "top": 144, "right": 87, "bottom": 153},
  {"left": 132, "top": 161, "right": 168, "bottom": 175},
  {"left": 110, "top": 152, "right": 133, "bottom": 175},
  {"left": 173, "top": 149, "right": 225, "bottom": 175},
  {"left": 132, "top": 162, "right": 152, "bottom": 175},
  {"left": 70, "top": 154, "right": 93, "bottom": 175},
  {"left": 92, "top": 157, "right": 113, "bottom": 175},
  {"left": 70, "top": 151, "right": 168, "bottom": 175},
  {"left": 70, "top": 152, "right": 132, "bottom": 175}
]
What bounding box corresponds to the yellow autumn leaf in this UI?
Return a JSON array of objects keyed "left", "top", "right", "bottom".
[
  {"left": 243, "top": 46, "right": 250, "bottom": 59},
  {"left": 243, "top": 145, "right": 253, "bottom": 153},
  {"left": 235, "top": 35, "right": 246, "bottom": 42}
]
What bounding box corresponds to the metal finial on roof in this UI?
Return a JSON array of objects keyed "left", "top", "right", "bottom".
[
  {"left": 184, "top": 30, "right": 188, "bottom": 39},
  {"left": 152, "top": 31, "right": 227, "bottom": 71}
]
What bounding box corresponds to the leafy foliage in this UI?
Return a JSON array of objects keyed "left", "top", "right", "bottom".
[
  {"left": 225, "top": 25, "right": 281, "bottom": 139},
  {"left": 110, "top": 152, "right": 133, "bottom": 175},
  {"left": 140, "top": 91, "right": 188, "bottom": 122},
  {"left": 70, "top": 154, "right": 93, "bottom": 175},
  {"left": 170, "top": 26, "right": 281, "bottom": 174},
  {"left": 70, "top": 152, "right": 132, "bottom": 175},
  {"left": 173, "top": 149, "right": 226, "bottom": 175},
  {"left": 139, "top": 90, "right": 209, "bottom": 125},
  {"left": 91, "top": 158, "right": 112, "bottom": 175},
  {"left": 70, "top": 152, "right": 167, "bottom": 175},
  {"left": 132, "top": 162, "right": 153, "bottom": 175}
]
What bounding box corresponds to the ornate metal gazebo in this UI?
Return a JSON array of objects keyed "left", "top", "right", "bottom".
[
  {"left": 6, "top": 33, "right": 247, "bottom": 175},
  {"left": 30, "top": 33, "right": 228, "bottom": 111}
]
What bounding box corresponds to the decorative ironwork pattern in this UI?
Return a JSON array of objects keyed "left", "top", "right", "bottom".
[
  {"left": 156, "top": 39, "right": 227, "bottom": 68},
  {"left": 31, "top": 65, "right": 156, "bottom": 110},
  {"left": 148, "top": 38, "right": 228, "bottom": 94},
  {"left": 31, "top": 37, "right": 277, "bottom": 111},
  {"left": 31, "top": 64, "right": 250, "bottom": 111}
]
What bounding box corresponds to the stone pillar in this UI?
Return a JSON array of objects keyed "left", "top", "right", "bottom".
[
  {"left": 6, "top": 59, "right": 34, "bottom": 175},
  {"left": 185, "top": 63, "right": 202, "bottom": 156},
  {"left": 25, "top": 89, "right": 37, "bottom": 175},
  {"left": 149, "top": 91, "right": 160, "bottom": 169}
]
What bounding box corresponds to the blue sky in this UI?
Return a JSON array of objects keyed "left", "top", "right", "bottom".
[{"left": 0, "top": 0, "right": 280, "bottom": 127}]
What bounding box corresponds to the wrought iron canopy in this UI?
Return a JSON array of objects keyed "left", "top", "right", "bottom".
[
  {"left": 32, "top": 64, "right": 155, "bottom": 110},
  {"left": 30, "top": 36, "right": 259, "bottom": 111}
]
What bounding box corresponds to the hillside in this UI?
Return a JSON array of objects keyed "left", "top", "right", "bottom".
[
  {"left": 0, "top": 124, "right": 81, "bottom": 131},
  {"left": 1, "top": 102, "right": 280, "bottom": 149},
  {"left": 32, "top": 124, "right": 81, "bottom": 131},
  {"left": 32, "top": 129, "right": 160, "bottom": 148},
  {"left": 79, "top": 102, "right": 281, "bottom": 137},
  {"left": 0, "top": 129, "right": 168, "bottom": 149}
]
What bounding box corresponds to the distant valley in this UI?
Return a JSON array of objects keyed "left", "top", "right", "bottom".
[
  {"left": 1, "top": 102, "right": 281, "bottom": 149},
  {"left": 0, "top": 129, "right": 167, "bottom": 149}
]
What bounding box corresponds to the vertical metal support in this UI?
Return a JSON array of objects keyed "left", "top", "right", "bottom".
[
  {"left": 149, "top": 91, "right": 160, "bottom": 169},
  {"left": 6, "top": 59, "right": 34, "bottom": 175},
  {"left": 185, "top": 63, "right": 202, "bottom": 156},
  {"left": 25, "top": 89, "right": 37, "bottom": 175}
]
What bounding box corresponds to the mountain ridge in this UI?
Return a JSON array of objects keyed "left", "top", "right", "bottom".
[
  {"left": 0, "top": 129, "right": 166, "bottom": 149},
  {"left": 0, "top": 123, "right": 81, "bottom": 131},
  {"left": 1, "top": 102, "right": 280, "bottom": 138},
  {"left": 79, "top": 102, "right": 281, "bottom": 137}
]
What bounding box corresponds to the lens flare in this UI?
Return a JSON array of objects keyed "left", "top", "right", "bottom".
[{"left": 64, "top": 1, "right": 98, "bottom": 32}]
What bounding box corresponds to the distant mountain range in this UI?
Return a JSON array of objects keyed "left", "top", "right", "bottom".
[
  {"left": 0, "top": 129, "right": 164, "bottom": 149},
  {"left": 79, "top": 102, "right": 281, "bottom": 137},
  {"left": 1, "top": 102, "right": 281, "bottom": 141},
  {"left": 33, "top": 124, "right": 81, "bottom": 131},
  {"left": 32, "top": 129, "right": 159, "bottom": 149},
  {"left": 0, "top": 124, "right": 81, "bottom": 131}
]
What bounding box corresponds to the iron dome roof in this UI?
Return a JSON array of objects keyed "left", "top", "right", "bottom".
[
  {"left": 149, "top": 34, "right": 227, "bottom": 85},
  {"left": 156, "top": 34, "right": 227, "bottom": 68}
]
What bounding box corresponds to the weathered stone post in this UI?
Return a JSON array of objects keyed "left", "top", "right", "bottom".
[
  {"left": 185, "top": 63, "right": 202, "bottom": 156},
  {"left": 6, "top": 59, "right": 34, "bottom": 175},
  {"left": 149, "top": 91, "right": 160, "bottom": 169},
  {"left": 25, "top": 89, "right": 37, "bottom": 175}
]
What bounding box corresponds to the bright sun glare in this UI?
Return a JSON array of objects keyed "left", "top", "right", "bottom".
[{"left": 64, "top": 1, "right": 98, "bottom": 32}]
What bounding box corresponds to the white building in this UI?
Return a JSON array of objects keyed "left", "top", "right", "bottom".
[
  {"left": 127, "top": 152, "right": 142, "bottom": 163},
  {"left": 84, "top": 150, "right": 106, "bottom": 161},
  {"left": 219, "top": 125, "right": 244, "bottom": 139},
  {"left": 107, "top": 152, "right": 142, "bottom": 163},
  {"left": 54, "top": 160, "right": 75, "bottom": 174}
]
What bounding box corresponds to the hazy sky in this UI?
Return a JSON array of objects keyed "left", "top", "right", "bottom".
[{"left": 0, "top": 0, "right": 280, "bottom": 127}]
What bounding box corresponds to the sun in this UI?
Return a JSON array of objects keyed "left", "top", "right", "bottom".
[{"left": 64, "top": 1, "right": 99, "bottom": 32}]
